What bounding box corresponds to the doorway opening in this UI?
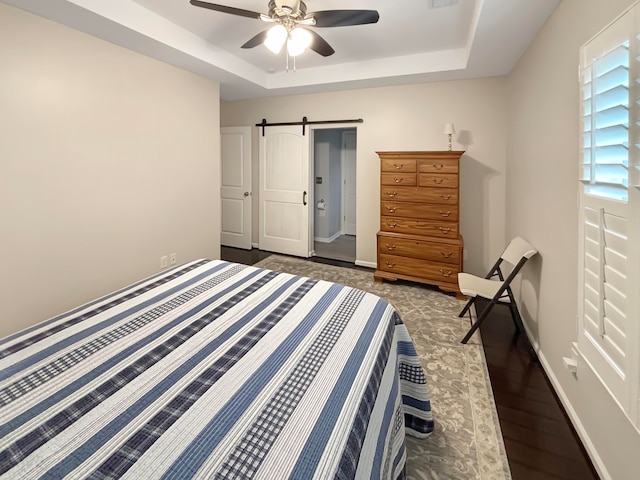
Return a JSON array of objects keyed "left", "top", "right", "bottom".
[{"left": 311, "top": 128, "right": 357, "bottom": 263}]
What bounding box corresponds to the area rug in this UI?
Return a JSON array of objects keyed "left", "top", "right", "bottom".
[{"left": 254, "top": 255, "right": 511, "bottom": 480}]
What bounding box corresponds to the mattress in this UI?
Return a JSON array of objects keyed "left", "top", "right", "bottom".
[{"left": 0, "top": 259, "right": 433, "bottom": 479}]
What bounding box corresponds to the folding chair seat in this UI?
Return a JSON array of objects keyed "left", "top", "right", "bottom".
[{"left": 459, "top": 236, "right": 537, "bottom": 344}]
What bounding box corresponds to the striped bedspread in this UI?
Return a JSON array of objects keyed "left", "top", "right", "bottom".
[{"left": 0, "top": 259, "right": 433, "bottom": 479}]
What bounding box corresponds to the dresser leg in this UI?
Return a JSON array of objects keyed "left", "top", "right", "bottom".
[
  {"left": 438, "top": 285, "right": 466, "bottom": 300},
  {"left": 374, "top": 271, "right": 398, "bottom": 283}
]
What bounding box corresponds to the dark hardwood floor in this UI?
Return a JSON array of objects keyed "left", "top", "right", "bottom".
[
  {"left": 220, "top": 247, "right": 599, "bottom": 480},
  {"left": 474, "top": 299, "right": 599, "bottom": 480}
]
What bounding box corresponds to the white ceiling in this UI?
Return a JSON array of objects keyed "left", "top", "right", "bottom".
[{"left": 3, "top": 0, "right": 560, "bottom": 100}]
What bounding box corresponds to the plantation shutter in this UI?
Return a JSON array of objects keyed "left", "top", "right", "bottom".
[{"left": 578, "top": 4, "right": 640, "bottom": 427}]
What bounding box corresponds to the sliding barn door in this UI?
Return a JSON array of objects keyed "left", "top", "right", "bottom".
[{"left": 259, "top": 126, "right": 310, "bottom": 257}]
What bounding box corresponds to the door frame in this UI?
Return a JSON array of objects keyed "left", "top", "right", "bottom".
[
  {"left": 340, "top": 129, "right": 357, "bottom": 236},
  {"left": 309, "top": 124, "right": 358, "bottom": 258}
]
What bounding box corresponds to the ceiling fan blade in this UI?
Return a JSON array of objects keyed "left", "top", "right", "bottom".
[
  {"left": 189, "top": 0, "right": 262, "bottom": 20},
  {"left": 309, "top": 10, "right": 379, "bottom": 27},
  {"left": 241, "top": 30, "right": 269, "bottom": 49},
  {"left": 308, "top": 30, "right": 335, "bottom": 57}
]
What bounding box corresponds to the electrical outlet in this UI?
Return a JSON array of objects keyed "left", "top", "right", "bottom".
[
  {"left": 160, "top": 256, "right": 168, "bottom": 269},
  {"left": 170, "top": 253, "right": 177, "bottom": 265}
]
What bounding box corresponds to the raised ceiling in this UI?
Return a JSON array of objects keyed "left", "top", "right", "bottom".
[{"left": 2, "top": 0, "right": 560, "bottom": 100}]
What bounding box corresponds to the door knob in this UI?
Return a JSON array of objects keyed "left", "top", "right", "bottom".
[{"left": 244, "top": 192, "right": 250, "bottom": 197}]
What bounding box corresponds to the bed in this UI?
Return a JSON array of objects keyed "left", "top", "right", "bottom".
[{"left": 0, "top": 259, "right": 433, "bottom": 479}]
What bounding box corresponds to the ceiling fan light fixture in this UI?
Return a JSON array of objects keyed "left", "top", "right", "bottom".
[
  {"left": 265, "top": 24, "right": 287, "bottom": 54},
  {"left": 287, "top": 27, "right": 312, "bottom": 56},
  {"left": 190, "top": 1, "right": 379, "bottom": 63}
]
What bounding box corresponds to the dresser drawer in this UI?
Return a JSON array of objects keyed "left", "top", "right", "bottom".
[
  {"left": 381, "top": 216, "right": 459, "bottom": 238},
  {"left": 381, "top": 173, "right": 417, "bottom": 186},
  {"left": 381, "top": 158, "right": 417, "bottom": 173},
  {"left": 418, "top": 173, "right": 458, "bottom": 189},
  {"left": 378, "top": 253, "right": 459, "bottom": 284},
  {"left": 380, "top": 186, "right": 458, "bottom": 204},
  {"left": 381, "top": 202, "right": 459, "bottom": 221},
  {"left": 377, "top": 234, "right": 460, "bottom": 265},
  {"left": 418, "top": 158, "right": 459, "bottom": 174}
]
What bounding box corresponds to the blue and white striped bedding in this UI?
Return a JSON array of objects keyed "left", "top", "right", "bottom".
[{"left": 0, "top": 259, "right": 433, "bottom": 479}]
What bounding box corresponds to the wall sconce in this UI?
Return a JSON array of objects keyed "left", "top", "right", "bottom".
[{"left": 443, "top": 123, "right": 455, "bottom": 151}]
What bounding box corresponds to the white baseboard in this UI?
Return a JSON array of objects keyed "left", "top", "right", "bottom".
[
  {"left": 355, "top": 259, "right": 376, "bottom": 269},
  {"left": 251, "top": 242, "right": 259, "bottom": 249},
  {"left": 520, "top": 323, "right": 610, "bottom": 480},
  {"left": 314, "top": 231, "right": 342, "bottom": 243}
]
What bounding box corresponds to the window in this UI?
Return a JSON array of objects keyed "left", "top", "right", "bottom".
[
  {"left": 578, "top": 3, "right": 640, "bottom": 429},
  {"left": 580, "top": 41, "right": 629, "bottom": 201}
]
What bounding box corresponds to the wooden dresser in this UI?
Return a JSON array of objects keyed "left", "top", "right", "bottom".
[{"left": 374, "top": 151, "right": 464, "bottom": 297}]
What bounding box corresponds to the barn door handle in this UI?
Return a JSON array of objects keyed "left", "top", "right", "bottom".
[{"left": 303, "top": 191, "right": 307, "bottom": 205}]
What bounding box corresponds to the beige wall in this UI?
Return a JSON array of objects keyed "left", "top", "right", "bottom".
[
  {"left": 221, "top": 78, "right": 508, "bottom": 272},
  {"left": 0, "top": 4, "right": 221, "bottom": 339},
  {"left": 6, "top": 1, "right": 636, "bottom": 477},
  {"left": 507, "top": 1, "right": 640, "bottom": 479}
]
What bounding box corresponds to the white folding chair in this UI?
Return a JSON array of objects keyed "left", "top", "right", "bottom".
[{"left": 458, "top": 237, "right": 537, "bottom": 344}]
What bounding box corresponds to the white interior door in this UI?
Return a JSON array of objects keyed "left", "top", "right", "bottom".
[
  {"left": 341, "top": 130, "right": 357, "bottom": 236},
  {"left": 221, "top": 126, "right": 251, "bottom": 249},
  {"left": 259, "top": 126, "right": 310, "bottom": 257}
]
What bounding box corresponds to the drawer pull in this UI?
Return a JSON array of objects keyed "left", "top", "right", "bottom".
[
  {"left": 438, "top": 227, "right": 452, "bottom": 234},
  {"left": 385, "top": 243, "right": 397, "bottom": 251},
  {"left": 385, "top": 206, "right": 397, "bottom": 213},
  {"left": 393, "top": 164, "right": 404, "bottom": 170},
  {"left": 433, "top": 164, "right": 444, "bottom": 170},
  {"left": 439, "top": 269, "right": 452, "bottom": 277},
  {"left": 386, "top": 261, "right": 396, "bottom": 268},
  {"left": 387, "top": 222, "right": 398, "bottom": 228},
  {"left": 440, "top": 194, "right": 451, "bottom": 200},
  {"left": 387, "top": 191, "right": 398, "bottom": 197},
  {"left": 440, "top": 251, "right": 453, "bottom": 258},
  {"left": 432, "top": 178, "right": 444, "bottom": 184},
  {"left": 439, "top": 210, "right": 451, "bottom": 217},
  {"left": 394, "top": 177, "right": 404, "bottom": 183}
]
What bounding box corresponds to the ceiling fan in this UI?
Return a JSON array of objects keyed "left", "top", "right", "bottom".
[{"left": 189, "top": 0, "right": 380, "bottom": 58}]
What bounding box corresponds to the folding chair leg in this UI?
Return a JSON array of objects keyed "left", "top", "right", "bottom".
[
  {"left": 512, "top": 303, "right": 528, "bottom": 334},
  {"left": 507, "top": 304, "right": 538, "bottom": 363},
  {"left": 461, "top": 300, "right": 496, "bottom": 344},
  {"left": 458, "top": 296, "right": 476, "bottom": 318},
  {"left": 508, "top": 304, "right": 522, "bottom": 343}
]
